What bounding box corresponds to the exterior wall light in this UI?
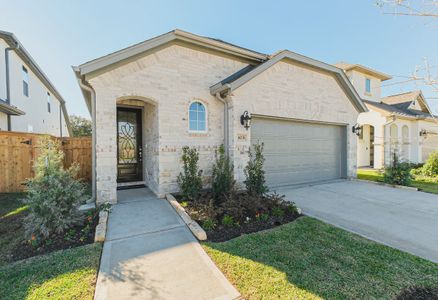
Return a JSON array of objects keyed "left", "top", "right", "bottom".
[
  {"left": 419, "top": 129, "right": 427, "bottom": 137},
  {"left": 240, "top": 111, "right": 252, "bottom": 130},
  {"left": 352, "top": 123, "right": 362, "bottom": 137}
]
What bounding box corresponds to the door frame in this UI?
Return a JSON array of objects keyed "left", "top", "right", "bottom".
[{"left": 116, "top": 106, "right": 143, "bottom": 183}]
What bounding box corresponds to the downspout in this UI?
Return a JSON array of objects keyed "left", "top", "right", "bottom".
[
  {"left": 215, "top": 92, "right": 229, "bottom": 156},
  {"left": 77, "top": 76, "right": 97, "bottom": 202},
  {"left": 59, "top": 104, "right": 63, "bottom": 137},
  {"left": 5, "top": 41, "right": 19, "bottom": 131}
]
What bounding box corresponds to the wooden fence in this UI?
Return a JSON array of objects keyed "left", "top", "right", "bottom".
[{"left": 0, "top": 131, "right": 91, "bottom": 193}]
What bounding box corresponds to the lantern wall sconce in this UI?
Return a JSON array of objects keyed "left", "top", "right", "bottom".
[
  {"left": 240, "top": 111, "right": 252, "bottom": 130},
  {"left": 352, "top": 123, "right": 362, "bottom": 137},
  {"left": 419, "top": 129, "right": 427, "bottom": 137}
]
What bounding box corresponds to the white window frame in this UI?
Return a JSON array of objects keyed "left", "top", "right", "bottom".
[
  {"left": 47, "top": 92, "right": 51, "bottom": 113},
  {"left": 22, "top": 66, "right": 29, "bottom": 97},
  {"left": 188, "top": 100, "right": 208, "bottom": 133},
  {"left": 365, "top": 78, "right": 371, "bottom": 94}
]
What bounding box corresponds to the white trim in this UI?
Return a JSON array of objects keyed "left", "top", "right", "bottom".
[{"left": 187, "top": 100, "right": 208, "bottom": 133}]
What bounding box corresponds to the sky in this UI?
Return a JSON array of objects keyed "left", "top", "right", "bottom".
[{"left": 1, "top": 0, "right": 437, "bottom": 118}]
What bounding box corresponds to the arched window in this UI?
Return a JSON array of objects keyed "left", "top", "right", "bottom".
[
  {"left": 189, "top": 101, "right": 207, "bottom": 132},
  {"left": 402, "top": 125, "right": 409, "bottom": 143}
]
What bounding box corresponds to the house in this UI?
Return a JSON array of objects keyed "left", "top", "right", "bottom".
[
  {"left": 336, "top": 62, "right": 438, "bottom": 169},
  {"left": 74, "top": 29, "right": 367, "bottom": 204},
  {"left": 0, "top": 31, "right": 71, "bottom": 136}
]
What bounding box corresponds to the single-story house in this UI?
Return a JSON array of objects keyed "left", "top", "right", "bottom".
[{"left": 74, "top": 29, "right": 367, "bottom": 204}]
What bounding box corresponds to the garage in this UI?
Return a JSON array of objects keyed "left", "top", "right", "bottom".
[{"left": 251, "top": 117, "right": 347, "bottom": 188}]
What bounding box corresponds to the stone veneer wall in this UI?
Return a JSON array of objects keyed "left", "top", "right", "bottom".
[
  {"left": 229, "top": 60, "right": 360, "bottom": 183},
  {"left": 89, "top": 44, "right": 249, "bottom": 203}
]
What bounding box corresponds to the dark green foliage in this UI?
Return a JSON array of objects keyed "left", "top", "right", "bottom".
[
  {"left": 222, "top": 215, "right": 235, "bottom": 227},
  {"left": 69, "top": 115, "right": 92, "bottom": 137},
  {"left": 24, "top": 136, "right": 87, "bottom": 240},
  {"left": 202, "top": 219, "right": 216, "bottom": 231},
  {"left": 177, "top": 146, "right": 203, "bottom": 200},
  {"left": 212, "top": 145, "right": 235, "bottom": 202},
  {"left": 244, "top": 142, "right": 268, "bottom": 196},
  {"left": 384, "top": 153, "right": 412, "bottom": 186}
]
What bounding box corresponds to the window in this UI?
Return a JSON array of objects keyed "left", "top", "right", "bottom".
[
  {"left": 365, "top": 78, "right": 371, "bottom": 94},
  {"left": 22, "top": 66, "right": 29, "bottom": 97},
  {"left": 47, "top": 92, "right": 51, "bottom": 113},
  {"left": 188, "top": 101, "right": 206, "bottom": 132}
]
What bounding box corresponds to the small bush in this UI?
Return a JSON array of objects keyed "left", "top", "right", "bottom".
[
  {"left": 24, "top": 136, "right": 87, "bottom": 240},
  {"left": 212, "top": 145, "right": 235, "bottom": 202},
  {"left": 271, "top": 207, "right": 285, "bottom": 218},
  {"left": 222, "top": 215, "right": 235, "bottom": 227},
  {"left": 384, "top": 153, "right": 412, "bottom": 186},
  {"left": 177, "top": 146, "right": 203, "bottom": 200},
  {"left": 420, "top": 150, "right": 438, "bottom": 177},
  {"left": 202, "top": 219, "right": 216, "bottom": 231},
  {"left": 244, "top": 142, "right": 268, "bottom": 196}
]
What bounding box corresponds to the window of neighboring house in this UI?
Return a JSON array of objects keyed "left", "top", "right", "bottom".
[
  {"left": 22, "top": 66, "right": 29, "bottom": 97},
  {"left": 47, "top": 92, "right": 51, "bottom": 113},
  {"left": 365, "top": 78, "right": 371, "bottom": 94},
  {"left": 188, "top": 101, "right": 207, "bottom": 132}
]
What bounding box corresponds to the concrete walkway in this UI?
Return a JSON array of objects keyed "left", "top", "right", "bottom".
[
  {"left": 278, "top": 180, "right": 438, "bottom": 263},
  {"left": 94, "top": 188, "right": 239, "bottom": 300}
]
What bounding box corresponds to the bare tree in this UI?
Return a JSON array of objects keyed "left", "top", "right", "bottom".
[{"left": 377, "top": 0, "right": 438, "bottom": 17}]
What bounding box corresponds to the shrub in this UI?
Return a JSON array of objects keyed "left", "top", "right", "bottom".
[
  {"left": 177, "top": 146, "right": 203, "bottom": 200},
  {"left": 24, "top": 136, "right": 87, "bottom": 240},
  {"left": 222, "top": 215, "right": 235, "bottom": 227},
  {"left": 384, "top": 153, "right": 412, "bottom": 186},
  {"left": 244, "top": 142, "right": 268, "bottom": 196},
  {"left": 202, "top": 219, "right": 216, "bottom": 231},
  {"left": 420, "top": 150, "right": 438, "bottom": 177},
  {"left": 271, "top": 206, "right": 285, "bottom": 218},
  {"left": 212, "top": 145, "right": 235, "bottom": 202}
]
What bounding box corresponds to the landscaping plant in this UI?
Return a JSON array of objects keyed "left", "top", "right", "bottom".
[
  {"left": 384, "top": 152, "right": 412, "bottom": 186},
  {"left": 418, "top": 150, "right": 438, "bottom": 177},
  {"left": 177, "top": 146, "right": 203, "bottom": 200},
  {"left": 24, "top": 136, "right": 87, "bottom": 240},
  {"left": 244, "top": 142, "right": 268, "bottom": 196},
  {"left": 211, "top": 145, "right": 235, "bottom": 202}
]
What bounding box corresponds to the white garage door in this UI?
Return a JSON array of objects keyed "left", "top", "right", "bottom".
[{"left": 251, "top": 117, "right": 347, "bottom": 188}]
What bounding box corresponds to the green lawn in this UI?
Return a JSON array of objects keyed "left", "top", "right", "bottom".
[
  {"left": 0, "top": 243, "right": 102, "bottom": 300},
  {"left": 0, "top": 193, "right": 102, "bottom": 299},
  {"left": 0, "top": 193, "right": 29, "bottom": 266},
  {"left": 357, "top": 169, "right": 438, "bottom": 194},
  {"left": 203, "top": 217, "right": 438, "bottom": 299}
]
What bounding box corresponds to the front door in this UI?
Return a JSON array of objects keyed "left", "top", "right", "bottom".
[{"left": 117, "top": 107, "right": 143, "bottom": 182}]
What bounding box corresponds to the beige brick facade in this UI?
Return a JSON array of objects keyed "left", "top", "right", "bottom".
[{"left": 88, "top": 43, "right": 360, "bottom": 204}]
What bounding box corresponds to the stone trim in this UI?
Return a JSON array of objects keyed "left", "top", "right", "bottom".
[
  {"left": 94, "top": 210, "right": 109, "bottom": 242},
  {"left": 165, "top": 194, "right": 207, "bottom": 241}
]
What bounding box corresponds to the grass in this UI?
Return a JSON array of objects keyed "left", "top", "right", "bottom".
[
  {"left": 0, "top": 243, "right": 102, "bottom": 300},
  {"left": 203, "top": 217, "right": 438, "bottom": 300},
  {"left": 0, "top": 193, "right": 29, "bottom": 266},
  {"left": 357, "top": 168, "right": 438, "bottom": 194}
]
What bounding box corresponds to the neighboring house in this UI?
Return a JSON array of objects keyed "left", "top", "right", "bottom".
[
  {"left": 0, "top": 31, "right": 71, "bottom": 136},
  {"left": 336, "top": 62, "right": 438, "bottom": 169},
  {"left": 74, "top": 29, "right": 367, "bottom": 204}
]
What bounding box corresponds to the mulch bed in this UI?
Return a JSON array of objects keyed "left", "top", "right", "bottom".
[
  {"left": 396, "top": 286, "right": 438, "bottom": 300},
  {"left": 175, "top": 191, "right": 301, "bottom": 242},
  {"left": 11, "top": 212, "right": 98, "bottom": 262}
]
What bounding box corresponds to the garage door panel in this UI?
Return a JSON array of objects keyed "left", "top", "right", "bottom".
[{"left": 251, "top": 118, "right": 345, "bottom": 188}]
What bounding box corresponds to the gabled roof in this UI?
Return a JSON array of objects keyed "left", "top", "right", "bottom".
[
  {"left": 364, "top": 96, "right": 437, "bottom": 121},
  {"left": 210, "top": 50, "right": 368, "bottom": 113},
  {"left": 76, "top": 29, "right": 268, "bottom": 76},
  {"left": 0, "top": 30, "right": 72, "bottom": 135},
  {"left": 334, "top": 62, "right": 392, "bottom": 81},
  {"left": 382, "top": 90, "right": 432, "bottom": 114}
]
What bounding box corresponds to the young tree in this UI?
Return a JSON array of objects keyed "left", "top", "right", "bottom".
[
  {"left": 244, "top": 142, "right": 268, "bottom": 196},
  {"left": 70, "top": 115, "right": 92, "bottom": 137}
]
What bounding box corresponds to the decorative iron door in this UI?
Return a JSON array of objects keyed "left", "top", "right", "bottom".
[
  {"left": 370, "top": 126, "right": 375, "bottom": 167},
  {"left": 117, "top": 107, "right": 143, "bottom": 182}
]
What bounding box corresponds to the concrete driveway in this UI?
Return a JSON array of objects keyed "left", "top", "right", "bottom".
[{"left": 278, "top": 180, "right": 438, "bottom": 263}]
